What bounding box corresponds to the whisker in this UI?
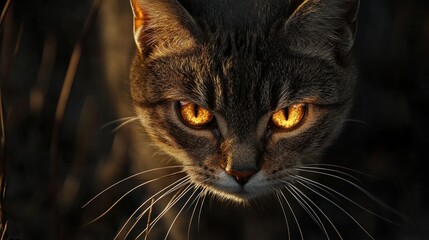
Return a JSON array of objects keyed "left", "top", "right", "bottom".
[
  {"left": 116, "top": 176, "right": 190, "bottom": 240},
  {"left": 289, "top": 184, "right": 343, "bottom": 240},
  {"left": 164, "top": 187, "right": 200, "bottom": 240},
  {"left": 299, "top": 166, "right": 363, "bottom": 184},
  {"left": 100, "top": 116, "right": 139, "bottom": 130},
  {"left": 295, "top": 179, "right": 375, "bottom": 240},
  {"left": 85, "top": 170, "right": 186, "bottom": 226},
  {"left": 132, "top": 183, "right": 191, "bottom": 240},
  {"left": 286, "top": 184, "right": 331, "bottom": 240},
  {"left": 137, "top": 184, "right": 194, "bottom": 239},
  {"left": 100, "top": 116, "right": 139, "bottom": 132},
  {"left": 197, "top": 190, "right": 207, "bottom": 235},
  {"left": 279, "top": 190, "right": 304, "bottom": 240},
  {"left": 285, "top": 184, "right": 324, "bottom": 230},
  {"left": 294, "top": 175, "right": 351, "bottom": 204},
  {"left": 164, "top": 186, "right": 189, "bottom": 215},
  {"left": 83, "top": 165, "right": 188, "bottom": 208},
  {"left": 294, "top": 175, "right": 402, "bottom": 227},
  {"left": 185, "top": 188, "right": 202, "bottom": 213},
  {"left": 127, "top": 192, "right": 185, "bottom": 240},
  {"left": 111, "top": 117, "right": 140, "bottom": 132},
  {"left": 123, "top": 178, "right": 191, "bottom": 239},
  {"left": 304, "top": 163, "right": 376, "bottom": 179},
  {"left": 275, "top": 191, "right": 291, "bottom": 240},
  {"left": 138, "top": 184, "right": 192, "bottom": 239},
  {"left": 295, "top": 168, "right": 406, "bottom": 219},
  {"left": 187, "top": 190, "right": 203, "bottom": 240}
]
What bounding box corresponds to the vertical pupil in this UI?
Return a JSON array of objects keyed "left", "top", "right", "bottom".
[
  {"left": 284, "top": 107, "right": 289, "bottom": 120},
  {"left": 193, "top": 105, "right": 199, "bottom": 118}
]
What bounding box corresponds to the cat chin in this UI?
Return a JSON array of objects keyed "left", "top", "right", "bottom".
[{"left": 207, "top": 188, "right": 258, "bottom": 203}]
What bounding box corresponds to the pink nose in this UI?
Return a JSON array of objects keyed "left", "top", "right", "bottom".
[{"left": 225, "top": 169, "right": 257, "bottom": 185}]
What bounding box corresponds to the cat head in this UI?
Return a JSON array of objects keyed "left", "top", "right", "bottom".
[{"left": 129, "top": 0, "right": 359, "bottom": 202}]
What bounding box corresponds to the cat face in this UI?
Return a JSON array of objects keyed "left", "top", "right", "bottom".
[{"left": 130, "top": 0, "right": 358, "bottom": 202}]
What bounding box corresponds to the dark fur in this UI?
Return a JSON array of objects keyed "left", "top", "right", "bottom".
[{"left": 130, "top": 0, "right": 358, "bottom": 201}]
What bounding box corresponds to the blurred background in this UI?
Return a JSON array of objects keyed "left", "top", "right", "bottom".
[{"left": 0, "top": 0, "right": 428, "bottom": 239}]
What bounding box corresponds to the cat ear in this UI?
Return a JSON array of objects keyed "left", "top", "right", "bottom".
[
  {"left": 281, "top": 0, "right": 359, "bottom": 63},
  {"left": 130, "top": 0, "right": 199, "bottom": 56}
]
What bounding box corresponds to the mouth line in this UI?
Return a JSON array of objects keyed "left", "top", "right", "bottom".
[{"left": 201, "top": 181, "right": 269, "bottom": 202}]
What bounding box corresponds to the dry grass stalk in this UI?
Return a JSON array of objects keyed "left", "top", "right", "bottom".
[
  {"left": 0, "top": 1, "right": 12, "bottom": 237},
  {"left": 48, "top": 0, "right": 102, "bottom": 238},
  {"left": 145, "top": 198, "right": 155, "bottom": 240}
]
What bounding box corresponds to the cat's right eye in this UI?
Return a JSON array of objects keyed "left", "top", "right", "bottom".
[
  {"left": 179, "top": 101, "right": 214, "bottom": 128},
  {"left": 271, "top": 103, "right": 307, "bottom": 130}
]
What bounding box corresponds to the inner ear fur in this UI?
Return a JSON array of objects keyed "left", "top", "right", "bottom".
[
  {"left": 281, "top": 0, "right": 360, "bottom": 63},
  {"left": 130, "top": 0, "right": 200, "bottom": 56}
]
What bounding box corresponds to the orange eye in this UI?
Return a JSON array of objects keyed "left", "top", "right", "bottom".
[
  {"left": 179, "top": 102, "right": 213, "bottom": 127},
  {"left": 271, "top": 104, "right": 306, "bottom": 130}
]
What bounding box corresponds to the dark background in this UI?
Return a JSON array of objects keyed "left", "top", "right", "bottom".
[{"left": 0, "top": 0, "right": 428, "bottom": 239}]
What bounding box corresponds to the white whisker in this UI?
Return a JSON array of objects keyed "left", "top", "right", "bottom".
[
  {"left": 125, "top": 179, "right": 191, "bottom": 239},
  {"left": 275, "top": 191, "right": 291, "bottom": 240},
  {"left": 294, "top": 175, "right": 402, "bottom": 227},
  {"left": 116, "top": 176, "right": 190, "bottom": 240},
  {"left": 129, "top": 185, "right": 190, "bottom": 240},
  {"left": 197, "top": 190, "right": 207, "bottom": 235},
  {"left": 279, "top": 190, "right": 304, "bottom": 240},
  {"left": 83, "top": 165, "right": 189, "bottom": 208},
  {"left": 187, "top": 190, "right": 203, "bottom": 240},
  {"left": 285, "top": 184, "right": 324, "bottom": 230},
  {"left": 100, "top": 117, "right": 139, "bottom": 130},
  {"left": 112, "top": 117, "right": 140, "bottom": 132},
  {"left": 286, "top": 184, "right": 331, "bottom": 240},
  {"left": 295, "top": 168, "right": 406, "bottom": 219},
  {"left": 299, "top": 166, "right": 363, "bottom": 184},
  {"left": 85, "top": 170, "right": 186, "bottom": 226},
  {"left": 304, "top": 163, "right": 376, "bottom": 179},
  {"left": 295, "top": 179, "right": 375, "bottom": 240},
  {"left": 164, "top": 187, "right": 200, "bottom": 240},
  {"left": 135, "top": 184, "right": 193, "bottom": 239},
  {"left": 289, "top": 184, "right": 343, "bottom": 240}
]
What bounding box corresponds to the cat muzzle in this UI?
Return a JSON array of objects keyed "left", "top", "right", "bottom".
[{"left": 225, "top": 168, "right": 258, "bottom": 185}]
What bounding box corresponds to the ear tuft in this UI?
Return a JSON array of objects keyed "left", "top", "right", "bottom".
[
  {"left": 130, "top": 0, "right": 199, "bottom": 56},
  {"left": 282, "top": 0, "right": 360, "bottom": 63}
]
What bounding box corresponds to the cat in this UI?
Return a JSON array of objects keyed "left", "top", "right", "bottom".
[
  {"left": 125, "top": 0, "right": 360, "bottom": 238},
  {"left": 129, "top": 0, "right": 358, "bottom": 201}
]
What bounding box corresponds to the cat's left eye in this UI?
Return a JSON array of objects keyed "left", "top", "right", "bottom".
[
  {"left": 271, "top": 103, "right": 307, "bottom": 130},
  {"left": 179, "top": 102, "right": 213, "bottom": 128}
]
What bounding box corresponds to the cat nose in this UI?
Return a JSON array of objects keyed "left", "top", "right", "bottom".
[{"left": 225, "top": 168, "right": 258, "bottom": 185}]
